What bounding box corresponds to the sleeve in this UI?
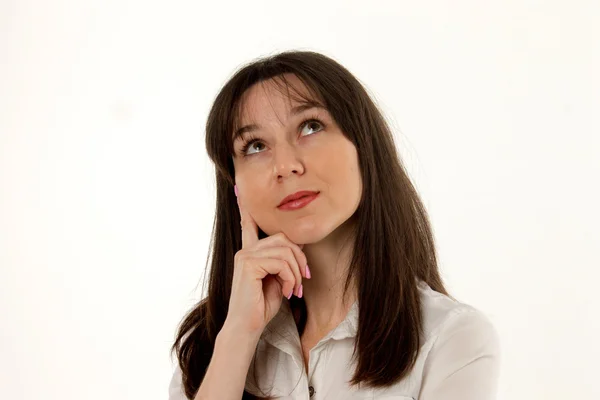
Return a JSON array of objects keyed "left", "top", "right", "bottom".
[
  {"left": 168, "top": 363, "right": 189, "bottom": 400},
  {"left": 418, "top": 308, "right": 501, "bottom": 400}
]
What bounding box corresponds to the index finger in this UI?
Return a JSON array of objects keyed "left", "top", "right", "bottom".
[{"left": 237, "top": 186, "right": 258, "bottom": 249}]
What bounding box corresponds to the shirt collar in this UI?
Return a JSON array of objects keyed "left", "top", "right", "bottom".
[
  {"left": 245, "top": 299, "right": 359, "bottom": 397},
  {"left": 260, "top": 298, "right": 359, "bottom": 351},
  {"left": 245, "top": 281, "right": 431, "bottom": 397}
]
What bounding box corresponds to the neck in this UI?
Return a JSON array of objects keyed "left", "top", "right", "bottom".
[{"left": 300, "top": 217, "right": 358, "bottom": 337}]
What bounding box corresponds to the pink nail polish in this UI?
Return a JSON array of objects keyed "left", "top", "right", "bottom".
[
  {"left": 287, "top": 289, "right": 293, "bottom": 299},
  {"left": 234, "top": 185, "right": 238, "bottom": 197},
  {"left": 305, "top": 265, "right": 311, "bottom": 279},
  {"left": 298, "top": 284, "right": 303, "bottom": 298}
]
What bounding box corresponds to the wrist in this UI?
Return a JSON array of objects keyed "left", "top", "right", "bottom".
[{"left": 217, "top": 321, "right": 262, "bottom": 349}]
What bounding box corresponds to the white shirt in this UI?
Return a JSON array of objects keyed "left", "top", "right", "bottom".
[{"left": 168, "top": 281, "right": 500, "bottom": 400}]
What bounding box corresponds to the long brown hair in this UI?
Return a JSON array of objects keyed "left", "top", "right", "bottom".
[{"left": 170, "top": 50, "right": 448, "bottom": 399}]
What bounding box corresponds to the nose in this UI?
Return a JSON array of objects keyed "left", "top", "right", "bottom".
[{"left": 273, "top": 142, "right": 304, "bottom": 180}]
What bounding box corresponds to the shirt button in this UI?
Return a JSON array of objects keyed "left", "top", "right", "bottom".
[{"left": 308, "top": 386, "right": 315, "bottom": 397}]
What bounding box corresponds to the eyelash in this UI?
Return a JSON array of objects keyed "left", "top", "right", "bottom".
[{"left": 239, "top": 116, "right": 326, "bottom": 157}]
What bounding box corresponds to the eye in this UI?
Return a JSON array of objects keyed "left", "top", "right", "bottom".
[
  {"left": 239, "top": 134, "right": 264, "bottom": 156},
  {"left": 300, "top": 118, "right": 324, "bottom": 137},
  {"left": 239, "top": 117, "right": 326, "bottom": 157}
]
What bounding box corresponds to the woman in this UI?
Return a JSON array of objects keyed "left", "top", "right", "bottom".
[{"left": 169, "top": 50, "right": 500, "bottom": 400}]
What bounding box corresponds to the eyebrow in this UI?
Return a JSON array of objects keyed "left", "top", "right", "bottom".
[{"left": 233, "top": 102, "right": 326, "bottom": 141}]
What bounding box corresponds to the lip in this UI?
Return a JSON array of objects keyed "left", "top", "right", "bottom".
[{"left": 277, "top": 191, "right": 320, "bottom": 210}]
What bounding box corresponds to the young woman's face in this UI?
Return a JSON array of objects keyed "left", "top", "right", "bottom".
[{"left": 232, "top": 74, "right": 362, "bottom": 245}]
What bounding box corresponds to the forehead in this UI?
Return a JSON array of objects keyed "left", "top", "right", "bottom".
[{"left": 234, "top": 74, "right": 320, "bottom": 130}]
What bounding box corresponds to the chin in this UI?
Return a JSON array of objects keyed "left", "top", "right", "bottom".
[
  {"left": 282, "top": 221, "right": 338, "bottom": 245},
  {"left": 261, "top": 213, "right": 349, "bottom": 244}
]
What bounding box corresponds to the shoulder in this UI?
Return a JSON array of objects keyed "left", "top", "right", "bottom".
[
  {"left": 418, "top": 281, "right": 499, "bottom": 344},
  {"left": 415, "top": 281, "right": 501, "bottom": 398},
  {"left": 417, "top": 280, "right": 500, "bottom": 362}
]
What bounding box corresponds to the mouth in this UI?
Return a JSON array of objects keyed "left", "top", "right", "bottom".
[{"left": 277, "top": 192, "right": 320, "bottom": 211}]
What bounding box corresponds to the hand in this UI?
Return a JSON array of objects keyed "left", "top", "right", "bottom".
[{"left": 224, "top": 186, "right": 310, "bottom": 337}]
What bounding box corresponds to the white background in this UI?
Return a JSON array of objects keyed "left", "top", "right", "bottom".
[{"left": 1, "top": 1, "right": 598, "bottom": 399}]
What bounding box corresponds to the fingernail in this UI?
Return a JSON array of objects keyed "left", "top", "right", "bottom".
[
  {"left": 287, "top": 289, "right": 293, "bottom": 300},
  {"left": 298, "top": 284, "right": 303, "bottom": 298},
  {"left": 305, "top": 265, "right": 311, "bottom": 279},
  {"left": 234, "top": 185, "right": 238, "bottom": 197}
]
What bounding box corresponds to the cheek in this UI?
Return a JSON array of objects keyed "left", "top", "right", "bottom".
[
  {"left": 235, "top": 166, "right": 267, "bottom": 192},
  {"left": 238, "top": 177, "right": 272, "bottom": 213},
  {"left": 327, "top": 148, "right": 362, "bottom": 204},
  {"left": 318, "top": 144, "right": 359, "bottom": 180}
]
